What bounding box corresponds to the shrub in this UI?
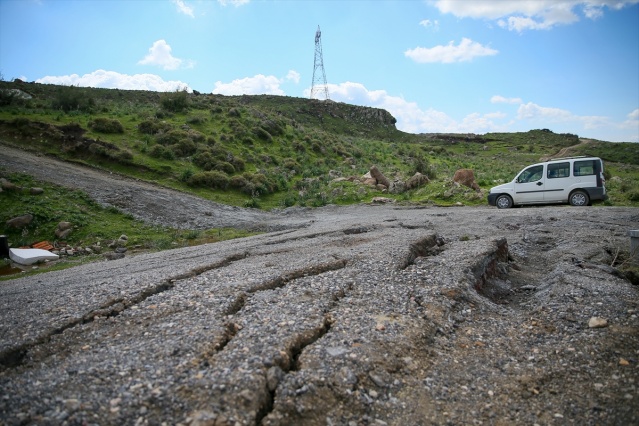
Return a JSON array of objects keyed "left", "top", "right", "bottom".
[
  {"left": 186, "top": 114, "right": 207, "bottom": 125},
  {"left": 138, "top": 119, "right": 171, "bottom": 135},
  {"left": 188, "top": 171, "right": 230, "bottom": 189},
  {"left": 260, "top": 119, "right": 284, "bottom": 136},
  {"left": 283, "top": 158, "right": 301, "bottom": 172},
  {"left": 161, "top": 89, "right": 189, "bottom": 113},
  {"left": 254, "top": 127, "right": 273, "bottom": 142},
  {"left": 180, "top": 169, "right": 194, "bottom": 182},
  {"left": 215, "top": 161, "right": 236, "bottom": 175},
  {"left": 156, "top": 129, "right": 190, "bottom": 145},
  {"left": 52, "top": 86, "right": 95, "bottom": 112},
  {"left": 0, "top": 89, "right": 17, "bottom": 106},
  {"left": 193, "top": 151, "right": 216, "bottom": 170},
  {"left": 231, "top": 156, "right": 245, "bottom": 172},
  {"left": 229, "top": 175, "right": 249, "bottom": 190},
  {"left": 170, "top": 139, "right": 197, "bottom": 157},
  {"left": 149, "top": 145, "right": 175, "bottom": 160},
  {"left": 244, "top": 197, "right": 261, "bottom": 208},
  {"left": 89, "top": 117, "right": 124, "bottom": 134},
  {"left": 117, "top": 149, "right": 134, "bottom": 162}
]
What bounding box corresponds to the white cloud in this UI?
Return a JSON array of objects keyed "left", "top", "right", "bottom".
[
  {"left": 517, "top": 101, "right": 612, "bottom": 130},
  {"left": 419, "top": 19, "right": 440, "bottom": 31},
  {"left": 432, "top": 0, "right": 639, "bottom": 31},
  {"left": 491, "top": 95, "right": 523, "bottom": 104},
  {"left": 172, "top": 0, "right": 194, "bottom": 18},
  {"left": 286, "top": 70, "right": 301, "bottom": 84},
  {"left": 212, "top": 71, "right": 301, "bottom": 95},
  {"left": 35, "top": 70, "right": 191, "bottom": 92},
  {"left": 212, "top": 74, "right": 285, "bottom": 95},
  {"left": 319, "top": 81, "right": 507, "bottom": 134},
  {"left": 218, "top": 0, "right": 250, "bottom": 6},
  {"left": 138, "top": 40, "right": 194, "bottom": 70},
  {"left": 405, "top": 38, "right": 498, "bottom": 63}
]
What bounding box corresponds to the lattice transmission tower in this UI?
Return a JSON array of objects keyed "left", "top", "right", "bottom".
[{"left": 310, "top": 25, "right": 330, "bottom": 100}]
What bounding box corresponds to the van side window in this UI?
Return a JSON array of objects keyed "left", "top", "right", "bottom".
[
  {"left": 518, "top": 165, "right": 544, "bottom": 183},
  {"left": 574, "top": 160, "right": 595, "bottom": 176},
  {"left": 547, "top": 162, "right": 570, "bottom": 179}
]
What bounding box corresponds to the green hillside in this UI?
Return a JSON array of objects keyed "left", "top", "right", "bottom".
[{"left": 1, "top": 80, "right": 638, "bottom": 211}]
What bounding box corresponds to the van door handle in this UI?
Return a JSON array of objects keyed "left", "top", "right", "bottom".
[{"left": 536, "top": 182, "right": 543, "bottom": 186}]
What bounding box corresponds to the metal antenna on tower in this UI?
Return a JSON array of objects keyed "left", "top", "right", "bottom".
[{"left": 310, "top": 25, "right": 330, "bottom": 100}]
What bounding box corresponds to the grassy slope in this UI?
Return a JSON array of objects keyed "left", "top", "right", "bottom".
[{"left": 1, "top": 81, "right": 638, "bottom": 254}]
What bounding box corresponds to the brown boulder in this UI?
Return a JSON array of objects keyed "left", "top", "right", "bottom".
[
  {"left": 405, "top": 172, "right": 430, "bottom": 190},
  {"left": 369, "top": 166, "right": 390, "bottom": 188},
  {"left": 453, "top": 169, "right": 480, "bottom": 192},
  {"left": 6, "top": 214, "right": 33, "bottom": 228},
  {"left": 0, "top": 178, "right": 21, "bottom": 191}
]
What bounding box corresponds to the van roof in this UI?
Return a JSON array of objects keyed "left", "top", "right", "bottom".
[{"left": 544, "top": 156, "right": 601, "bottom": 162}]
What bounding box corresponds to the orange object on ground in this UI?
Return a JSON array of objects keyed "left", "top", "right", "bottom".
[{"left": 32, "top": 241, "right": 54, "bottom": 251}]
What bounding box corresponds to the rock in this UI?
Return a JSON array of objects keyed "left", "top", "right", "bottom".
[
  {"left": 115, "top": 247, "right": 128, "bottom": 254},
  {"left": 389, "top": 179, "right": 405, "bottom": 194},
  {"left": 6, "top": 214, "right": 33, "bottom": 228},
  {"left": 405, "top": 172, "right": 430, "bottom": 190},
  {"left": 0, "top": 178, "right": 21, "bottom": 191},
  {"left": 369, "top": 165, "right": 390, "bottom": 188},
  {"left": 372, "top": 197, "right": 394, "bottom": 204},
  {"left": 588, "top": 317, "right": 608, "bottom": 328},
  {"left": 55, "top": 228, "right": 72, "bottom": 239},
  {"left": 104, "top": 252, "right": 126, "bottom": 261},
  {"left": 119, "top": 234, "right": 128, "bottom": 241},
  {"left": 266, "top": 366, "right": 284, "bottom": 391},
  {"left": 29, "top": 187, "right": 44, "bottom": 195},
  {"left": 57, "top": 222, "right": 73, "bottom": 231},
  {"left": 453, "top": 169, "right": 481, "bottom": 192},
  {"left": 326, "top": 346, "right": 348, "bottom": 357}
]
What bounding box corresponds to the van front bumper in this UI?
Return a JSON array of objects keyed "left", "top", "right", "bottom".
[{"left": 487, "top": 193, "right": 499, "bottom": 206}]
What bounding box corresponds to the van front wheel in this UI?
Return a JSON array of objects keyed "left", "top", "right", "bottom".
[
  {"left": 496, "top": 194, "right": 513, "bottom": 209},
  {"left": 570, "top": 190, "right": 589, "bottom": 206}
]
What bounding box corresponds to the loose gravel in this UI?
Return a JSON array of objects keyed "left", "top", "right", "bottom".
[{"left": 1, "top": 144, "right": 638, "bottom": 425}]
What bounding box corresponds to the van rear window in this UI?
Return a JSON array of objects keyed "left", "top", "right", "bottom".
[
  {"left": 548, "top": 162, "right": 570, "bottom": 179},
  {"left": 574, "top": 160, "right": 596, "bottom": 176}
]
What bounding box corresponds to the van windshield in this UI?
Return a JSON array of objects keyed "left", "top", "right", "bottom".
[{"left": 517, "top": 165, "right": 543, "bottom": 183}]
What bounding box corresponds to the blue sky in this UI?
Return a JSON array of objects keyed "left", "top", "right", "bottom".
[{"left": 1, "top": 0, "right": 638, "bottom": 142}]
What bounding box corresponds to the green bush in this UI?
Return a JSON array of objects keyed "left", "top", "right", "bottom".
[
  {"left": 0, "top": 89, "right": 17, "bottom": 106},
  {"left": 231, "top": 156, "right": 246, "bottom": 172},
  {"left": 188, "top": 171, "right": 230, "bottom": 189},
  {"left": 180, "top": 169, "right": 194, "bottom": 182},
  {"left": 149, "top": 144, "right": 175, "bottom": 160},
  {"left": 627, "top": 189, "right": 639, "bottom": 202},
  {"left": 138, "top": 119, "right": 172, "bottom": 135},
  {"left": 161, "top": 89, "right": 189, "bottom": 113},
  {"left": 170, "top": 139, "right": 197, "bottom": 157},
  {"left": 156, "top": 129, "right": 190, "bottom": 145},
  {"left": 215, "top": 161, "right": 236, "bottom": 175},
  {"left": 89, "top": 117, "right": 124, "bottom": 134},
  {"left": 52, "top": 86, "right": 95, "bottom": 112},
  {"left": 254, "top": 127, "right": 273, "bottom": 142}
]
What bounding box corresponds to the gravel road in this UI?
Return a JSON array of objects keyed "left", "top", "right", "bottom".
[{"left": 1, "top": 145, "right": 638, "bottom": 425}]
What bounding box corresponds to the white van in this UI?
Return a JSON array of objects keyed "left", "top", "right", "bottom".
[{"left": 487, "top": 156, "right": 607, "bottom": 209}]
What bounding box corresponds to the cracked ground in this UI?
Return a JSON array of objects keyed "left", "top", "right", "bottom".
[{"left": 1, "top": 205, "right": 638, "bottom": 425}]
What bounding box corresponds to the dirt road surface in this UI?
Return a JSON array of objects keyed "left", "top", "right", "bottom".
[{"left": 1, "top": 145, "right": 638, "bottom": 425}]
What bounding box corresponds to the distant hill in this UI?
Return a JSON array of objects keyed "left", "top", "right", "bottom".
[{"left": 1, "top": 80, "right": 638, "bottom": 209}]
